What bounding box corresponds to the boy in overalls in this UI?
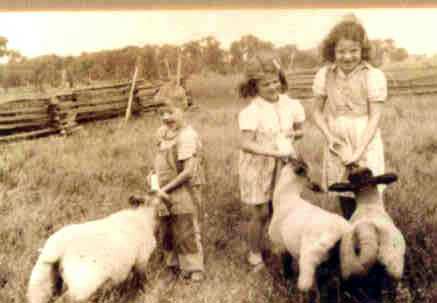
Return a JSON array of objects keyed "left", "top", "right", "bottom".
[{"left": 151, "top": 100, "right": 205, "bottom": 281}]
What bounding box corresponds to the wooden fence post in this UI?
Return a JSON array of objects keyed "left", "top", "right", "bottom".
[
  {"left": 48, "top": 96, "right": 62, "bottom": 134},
  {"left": 176, "top": 48, "right": 182, "bottom": 86},
  {"left": 165, "top": 58, "right": 171, "bottom": 79},
  {"left": 124, "top": 61, "right": 140, "bottom": 124}
]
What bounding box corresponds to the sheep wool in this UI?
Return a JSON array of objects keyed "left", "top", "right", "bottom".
[
  {"left": 340, "top": 197, "right": 406, "bottom": 280},
  {"left": 27, "top": 202, "right": 158, "bottom": 303},
  {"left": 268, "top": 162, "right": 352, "bottom": 292}
]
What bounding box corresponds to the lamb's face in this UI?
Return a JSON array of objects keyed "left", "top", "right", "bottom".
[
  {"left": 278, "top": 160, "right": 322, "bottom": 193},
  {"left": 128, "top": 194, "right": 165, "bottom": 243},
  {"left": 128, "top": 194, "right": 162, "bottom": 209}
]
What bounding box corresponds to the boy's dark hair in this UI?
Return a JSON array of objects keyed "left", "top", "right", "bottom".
[
  {"left": 238, "top": 72, "right": 289, "bottom": 99},
  {"left": 321, "top": 20, "right": 371, "bottom": 63}
]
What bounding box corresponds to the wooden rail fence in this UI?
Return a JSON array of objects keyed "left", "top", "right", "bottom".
[
  {"left": 0, "top": 79, "right": 164, "bottom": 143},
  {"left": 0, "top": 67, "right": 437, "bottom": 143},
  {"left": 286, "top": 69, "right": 437, "bottom": 99}
]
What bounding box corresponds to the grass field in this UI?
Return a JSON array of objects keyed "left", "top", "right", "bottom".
[{"left": 1, "top": 73, "right": 437, "bottom": 302}]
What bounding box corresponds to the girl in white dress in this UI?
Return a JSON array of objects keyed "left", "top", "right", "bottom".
[
  {"left": 312, "top": 17, "right": 388, "bottom": 219},
  {"left": 238, "top": 50, "right": 306, "bottom": 266}
]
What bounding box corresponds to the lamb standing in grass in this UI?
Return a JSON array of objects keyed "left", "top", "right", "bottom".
[
  {"left": 267, "top": 158, "right": 352, "bottom": 301},
  {"left": 329, "top": 166, "right": 406, "bottom": 302},
  {"left": 27, "top": 195, "right": 162, "bottom": 303}
]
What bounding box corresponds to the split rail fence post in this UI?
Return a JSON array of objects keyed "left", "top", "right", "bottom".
[{"left": 124, "top": 61, "right": 140, "bottom": 124}]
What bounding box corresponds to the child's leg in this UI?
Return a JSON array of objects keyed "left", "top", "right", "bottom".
[
  {"left": 247, "top": 203, "right": 271, "bottom": 260},
  {"left": 172, "top": 213, "right": 204, "bottom": 273},
  {"left": 160, "top": 215, "right": 179, "bottom": 268}
]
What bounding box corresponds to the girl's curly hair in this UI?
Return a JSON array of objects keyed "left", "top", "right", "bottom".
[
  {"left": 238, "top": 71, "right": 289, "bottom": 99},
  {"left": 321, "top": 20, "right": 371, "bottom": 63}
]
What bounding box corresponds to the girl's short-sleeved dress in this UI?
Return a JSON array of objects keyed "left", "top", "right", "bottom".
[
  {"left": 238, "top": 94, "right": 306, "bottom": 205},
  {"left": 312, "top": 62, "right": 387, "bottom": 192}
]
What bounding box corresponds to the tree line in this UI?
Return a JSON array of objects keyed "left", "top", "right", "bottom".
[{"left": 0, "top": 34, "right": 409, "bottom": 92}]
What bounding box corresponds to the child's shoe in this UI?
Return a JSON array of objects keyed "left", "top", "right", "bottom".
[
  {"left": 248, "top": 251, "right": 263, "bottom": 266},
  {"left": 180, "top": 270, "right": 205, "bottom": 282}
]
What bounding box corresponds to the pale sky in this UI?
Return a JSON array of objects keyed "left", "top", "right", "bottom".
[{"left": 1, "top": 8, "right": 437, "bottom": 59}]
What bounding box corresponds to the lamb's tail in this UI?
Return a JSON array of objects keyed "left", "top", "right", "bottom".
[
  {"left": 340, "top": 222, "right": 379, "bottom": 279},
  {"left": 27, "top": 240, "right": 64, "bottom": 303}
]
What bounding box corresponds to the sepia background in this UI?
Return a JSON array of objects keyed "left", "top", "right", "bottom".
[{"left": 0, "top": 4, "right": 436, "bottom": 303}]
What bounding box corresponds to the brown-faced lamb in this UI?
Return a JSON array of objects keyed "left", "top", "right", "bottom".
[{"left": 329, "top": 166, "right": 406, "bottom": 303}]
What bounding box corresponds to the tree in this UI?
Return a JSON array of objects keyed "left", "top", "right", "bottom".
[
  {"left": 199, "top": 36, "right": 226, "bottom": 74},
  {"left": 229, "top": 35, "right": 274, "bottom": 72},
  {"left": 390, "top": 48, "right": 408, "bottom": 62},
  {"left": 27, "top": 55, "right": 64, "bottom": 91},
  {"left": 7, "top": 49, "right": 25, "bottom": 64},
  {"left": 293, "top": 48, "right": 321, "bottom": 69},
  {"left": 0, "top": 36, "right": 8, "bottom": 58},
  {"left": 140, "top": 45, "right": 160, "bottom": 80},
  {"left": 157, "top": 44, "right": 180, "bottom": 78},
  {"left": 277, "top": 44, "right": 298, "bottom": 70},
  {"left": 181, "top": 40, "right": 203, "bottom": 75}
]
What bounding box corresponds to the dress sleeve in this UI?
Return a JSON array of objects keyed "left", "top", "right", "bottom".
[
  {"left": 367, "top": 68, "right": 388, "bottom": 102},
  {"left": 238, "top": 104, "right": 258, "bottom": 131},
  {"left": 177, "top": 128, "right": 199, "bottom": 161},
  {"left": 312, "top": 66, "right": 328, "bottom": 97}
]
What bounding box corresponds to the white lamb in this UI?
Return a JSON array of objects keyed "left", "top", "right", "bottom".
[
  {"left": 267, "top": 159, "right": 352, "bottom": 298},
  {"left": 328, "top": 167, "right": 406, "bottom": 281},
  {"left": 27, "top": 195, "right": 162, "bottom": 303}
]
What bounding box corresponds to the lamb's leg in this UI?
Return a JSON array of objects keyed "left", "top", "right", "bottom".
[
  {"left": 27, "top": 260, "right": 58, "bottom": 303},
  {"left": 316, "top": 268, "right": 341, "bottom": 303},
  {"left": 298, "top": 253, "right": 317, "bottom": 292},
  {"left": 61, "top": 265, "right": 107, "bottom": 302},
  {"left": 298, "top": 287, "right": 319, "bottom": 303},
  {"left": 393, "top": 282, "right": 412, "bottom": 303},
  {"left": 311, "top": 281, "right": 321, "bottom": 303},
  {"left": 282, "top": 252, "right": 295, "bottom": 280}
]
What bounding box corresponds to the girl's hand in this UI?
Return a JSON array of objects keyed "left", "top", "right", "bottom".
[
  {"left": 342, "top": 152, "right": 361, "bottom": 166},
  {"left": 155, "top": 189, "right": 171, "bottom": 201},
  {"left": 327, "top": 136, "right": 346, "bottom": 159},
  {"left": 276, "top": 149, "right": 298, "bottom": 163}
]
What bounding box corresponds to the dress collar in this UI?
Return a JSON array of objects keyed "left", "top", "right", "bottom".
[
  {"left": 329, "top": 61, "right": 371, "bottom": 79},
  {"left": 253, "top": 96, "right": 280, "bottom": 109}
]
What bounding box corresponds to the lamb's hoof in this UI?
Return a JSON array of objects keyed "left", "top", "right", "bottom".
[
  {"left": 299, "top": 290, "right": 319, "bottom": 303},
  {"left": 248, "top": 251, "right": 263, "bottom": 266},
  {"left": 190, "top": 272, "right": 205, "bottom": 282},
  {"left": 298, "top": 276, "right": 313, "bottom": 293},
  {"left": 394, "top": 284, "right": 413, "bottom": 303},
  {"left": 180, "top": 271, "right": 205, "bottom": 282}
]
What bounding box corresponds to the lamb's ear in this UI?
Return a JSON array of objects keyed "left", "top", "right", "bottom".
[
  {"left": 328, "top": 183, "right": 356, "bottom": 192},
  {"left": 373, "top": 173, "right": 398, "bottom": 185},
  {"left": 128, "top": 195, "right": 146, "bottom": 207}
]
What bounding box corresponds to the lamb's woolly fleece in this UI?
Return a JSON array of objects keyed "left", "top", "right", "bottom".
[
  {"left": 27, "top": 205, "right": 157, "bottom": 303},
  {"left": 340, "top": 189, "right": 406, "bottom": 280},
  {"left": 268, "top": 163, "right": 352, "bottom": 292}
]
